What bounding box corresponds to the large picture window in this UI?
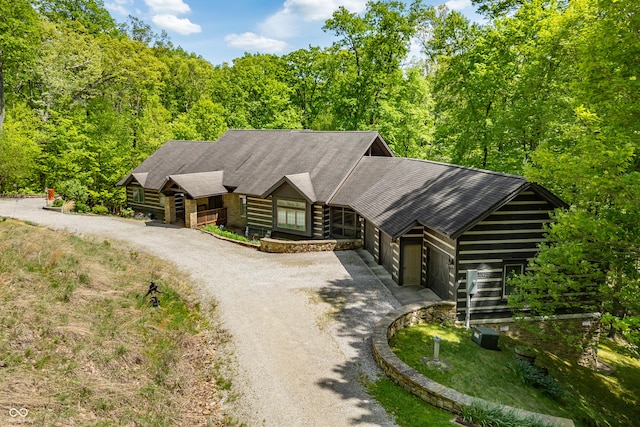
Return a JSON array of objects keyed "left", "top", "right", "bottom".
[
  {"left": 133, "top": 188, "right": 145, "bottom": 203},
  {"left": 276, "top": 199, "right": 306, "bottom": 231}
]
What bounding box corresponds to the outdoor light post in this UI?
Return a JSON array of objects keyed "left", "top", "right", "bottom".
[{"left": 433, "top": 336, "right": 441, "bottom": 361}]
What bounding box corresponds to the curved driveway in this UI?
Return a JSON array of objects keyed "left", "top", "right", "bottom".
[{"left": 0, "top": 198, "right": 399, "bottom": 426}]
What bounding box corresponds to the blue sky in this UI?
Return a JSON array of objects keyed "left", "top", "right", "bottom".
[{"left": 105, "top": 0, "right": 482, "bottom": 65}]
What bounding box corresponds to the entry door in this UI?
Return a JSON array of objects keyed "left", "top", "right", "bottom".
[
  {"left": 427, "top": 247, "right": 450, "bottom": 299},
  {"left": 401, "top": 242, "right": 422, "bottom": 285},
  {"left": 365, "top": 221, "right": 375, "bottom": 253},
  {"left": 175, "top": 194, "right": 185, "bottom": 222}
]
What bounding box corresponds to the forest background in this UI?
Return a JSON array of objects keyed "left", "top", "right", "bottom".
[{"left": 0, "top": 0, "right": 638, "bottom": 347}]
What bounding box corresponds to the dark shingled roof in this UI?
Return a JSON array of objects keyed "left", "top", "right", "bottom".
[
  {"left": 119, "top": 130, "right": 392, "bottom": 203},
  {"left": 332, "top": 157, "right": 542, "bottom": 239},
  {"left": 162, "top": 171, "right": 226, "bottom": 199}
]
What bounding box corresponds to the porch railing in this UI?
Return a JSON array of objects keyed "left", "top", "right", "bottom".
[{"left": 196, "top": 207, "right": 227, "bottom": 227}]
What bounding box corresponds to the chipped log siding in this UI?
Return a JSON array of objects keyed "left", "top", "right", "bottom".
[
  {"left": 313, "top": 204, "right": 330, "bottom": 239},
  {"left": 126, "top": 184, "right": 165, "bottom": 220},
  {"left": 424, "top": 227, "right": 457, "bottom": 300},
  {"left": 456, "top": 191, "right": 556, "bottom": 322},
  {"left": 247, "top": 196, "right": 273, "bottom": 235}
]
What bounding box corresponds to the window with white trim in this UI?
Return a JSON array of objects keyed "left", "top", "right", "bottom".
[
  {"left": 133, "top": 188, "right": 145, "bottom": 203},
  {"left": 276, "top": 199, "right": 306, "bottom": 231},
  {"left": 503, "top": 262, "right": 525, "bottom": 297}
]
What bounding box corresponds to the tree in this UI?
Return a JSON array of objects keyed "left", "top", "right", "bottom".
[
  {"left": 31, "top": 0, "right": 118, "bottom": 35},
  {"left": 171, "top": 98, "right": 228, "bottom": 141},
  {"left": 323, "top": 1, "right": 416, "bottom": 130},
  {"left": 0, "top": 102, "right": 41, "bottom": 192},
  {"left": 0, "top": 0, "right": 40, "bottom": 129},
  {"left": 509, "top": 0, "right": 640, "bottom": 346},
  {"left": 211, "top": 53, "right": 302, "bottom": 129}
]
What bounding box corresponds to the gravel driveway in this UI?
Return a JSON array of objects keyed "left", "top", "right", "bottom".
[{"left": 0, "top": 198, "right": 400, "bottom": 426}]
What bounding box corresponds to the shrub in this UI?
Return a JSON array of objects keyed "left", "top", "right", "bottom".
[
  {"left": 202, "top": 225, "right": 259, "bottom": 245},
  {"left": 508, "top": 358, "right": 564, "bottom": 400},
  {"left": 91, "top": 205, "right": 109, "bottom": 215},
  {"left": 462, "top": 401, "right": 556, "bottom": 427},
  {"left": 52, "top": 198, "right": 64, "bottom": 207},
  {"left": 73, "top": 202, "right": 90, "bottom": 213},
  {"left": 58, "top": 179, "right": 89, "bottom": 204},
  {"left": 120, "top": 207, "right": 134, "bottom": 218}
]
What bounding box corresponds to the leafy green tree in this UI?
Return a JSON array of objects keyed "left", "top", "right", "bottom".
[
  {"left": 171, "top": 98, "right": 228, "bottom": 141},
  {"left": 31, "top": 0, "right": 118, "bottom": 35},
  {"left": 509, "top": 0, "right": 640, "bottom": 346},
  {"left": 0, "top": 102, "right": 41, "bottom": 192},
  {"left": 159, "top": 48, "right": 215, "bottom": 116},
  {"left": 29, "top": 20, "right": 106, "bottom": 122},
  {"left": 211, "top": 53, "right": 302, "bottom": 129},
  {"left": 0, "top": 0, "right": 40, "bottom": 129},
  {"left": 285, "top": 47, "right": 333, "bottom": 129},
  {"left": 323, "top": 1, "right": 416, "bottom": 130},
  {"left": 374, "top": 67, "right": 435, "bottom": 158}
]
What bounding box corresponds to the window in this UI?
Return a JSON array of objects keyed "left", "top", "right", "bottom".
[
  {"left": 503, "top": 263, "right": 525, "bottom": 297},
  {"left": 331, "top": 207, "right": 359, "bottom": 238},
  {"left": 158, "top": 194, "right": 165, "bottom": 207},
  {"left": 240, "top": 195, "right": 247, "bottom": 217},
  {"left": 132, "top": 188, "right": 145, "bottom": 203},
  {"left": 276, "top": 199, "right": 306, "bottom": 231}
]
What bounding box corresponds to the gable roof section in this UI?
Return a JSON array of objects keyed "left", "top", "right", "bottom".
[
  {"left": 334, "top": 157, "right": 548, "bottom": 239},
  {"left": 161, "top": 171, "right": 227, "bottom": 199},
  {"left": 215, "top": 130, "right": 392, "bottom": 201},
  {"left": 118, "top": 141, "right": 215, "bottom": 190},
  {"left": 119, "top": 130, "right": 393, "bottom": 203},
  {"left": 261, "top": 173, "right": 317, "bottom": 203}
]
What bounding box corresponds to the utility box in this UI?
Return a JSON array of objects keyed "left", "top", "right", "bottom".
[{"left": 471, "top": 327, "right": 500, "bottom": 350}]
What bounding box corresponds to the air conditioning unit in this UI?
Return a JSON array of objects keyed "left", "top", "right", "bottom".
[{"left": 471, "top": 327, "right": 500, "bottom": 350}]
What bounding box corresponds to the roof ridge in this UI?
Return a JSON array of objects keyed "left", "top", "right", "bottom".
[{"left": 399, "top": 157, "right": 526, "bottom": 180}]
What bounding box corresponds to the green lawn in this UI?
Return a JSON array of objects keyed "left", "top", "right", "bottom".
[{"left": 387, "top": 323, "right": 640, "bottom": 427}]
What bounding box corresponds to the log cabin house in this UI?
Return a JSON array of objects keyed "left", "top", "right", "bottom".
[{"left": 119, "top": 130, "right": 566, "bottom": 323}]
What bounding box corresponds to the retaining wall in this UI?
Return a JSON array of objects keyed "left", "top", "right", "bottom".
[
  {"left": 372, "top": 303, "right": 575, "bottom": 427},
  {"left": 259, "top": 238, "right": 362, "bottom": 253}
]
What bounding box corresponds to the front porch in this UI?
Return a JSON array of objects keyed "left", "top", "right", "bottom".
[
  {"left": 193, "top": 207, "right": 227, "bottom": 228},
  {"left": 163, "top": 194, "right": 227, "bottom": 229}
]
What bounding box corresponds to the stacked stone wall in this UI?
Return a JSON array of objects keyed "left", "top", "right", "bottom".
[
  {"left": 372, "top": 303, "right": 575, "bottom": 427},
  {"left": 259, "top": 238, "right": 362, "bottom": 253}
]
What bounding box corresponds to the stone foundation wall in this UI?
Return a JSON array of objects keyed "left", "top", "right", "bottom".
[
  {"left": 372, "top": 303, "right": 575, "bottom": 427},
  {"left": 259, "top": 238, "right": 362, "bottom": 253}
]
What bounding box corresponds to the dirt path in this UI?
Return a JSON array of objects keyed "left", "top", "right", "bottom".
[{"left": 0, "top": 198, "right": 399, "bottom": 426}]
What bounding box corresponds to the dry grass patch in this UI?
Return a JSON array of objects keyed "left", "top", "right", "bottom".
[{"left": 0, "top": 218, "right": 227, "bottom": 426}]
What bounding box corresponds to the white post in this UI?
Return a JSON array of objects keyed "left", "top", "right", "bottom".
[
  {"left": 465, "top": 292, "right": 471, "bottom": 329},
  {"left": 465, "top": 269, "right": 478, "bottom": 329},
  {"left": 433, "top": 336, "right": 441, "bottom": 361}
]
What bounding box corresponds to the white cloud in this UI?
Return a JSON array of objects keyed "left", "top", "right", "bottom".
[
  {"left": 224, "top": 32, "right": 289, "bottom": 54},
  {"left": 259, "top": 0, "right": 368, "bottom": 39},
  {"left": 144, "top": 0, "right": 191, "bottom": 15},
  {"left": 152, "top": 14, "right": 201, "bottom": 35},
  {"left": 105, "top": 0, "right": 133, "bottom": 16},
  {"left": 445, "top": 0, "right": 473, "bottom": 11}
]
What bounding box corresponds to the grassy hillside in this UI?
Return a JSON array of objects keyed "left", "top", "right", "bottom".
[{"left": 0, "top": 218, "right": 227, "bottom": 426}]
